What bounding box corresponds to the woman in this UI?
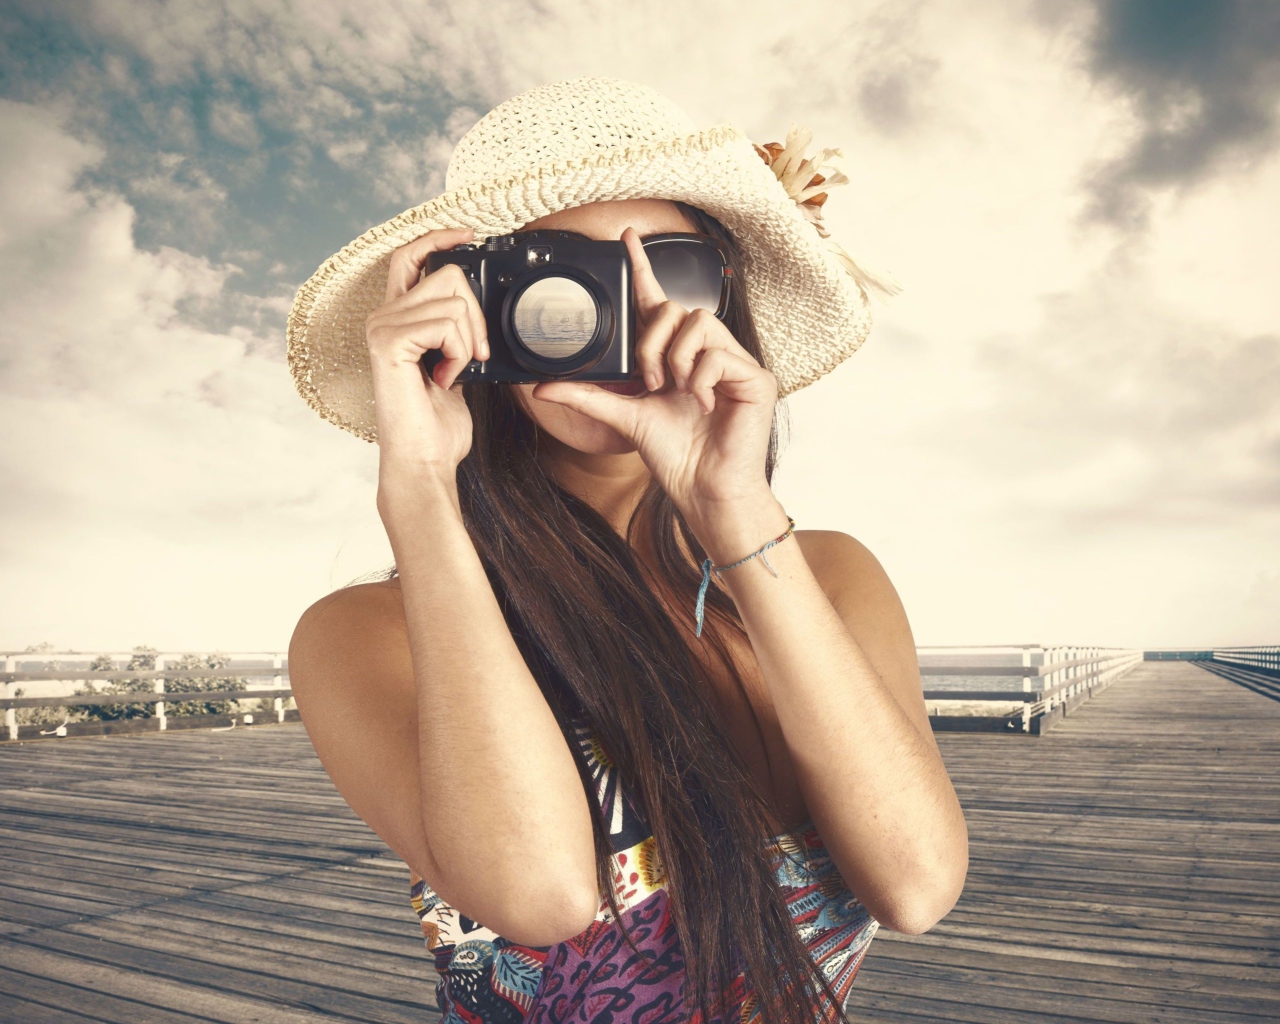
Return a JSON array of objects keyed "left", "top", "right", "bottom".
[{"left": 286, "top": 78, "right": 967, "bottom": 1024}]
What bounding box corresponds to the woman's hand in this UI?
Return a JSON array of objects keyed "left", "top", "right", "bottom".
[
  {"left": 366, "top": 228, "right": 489, "bottom": 479},
  {"left": 532, "top": 228, "right": 781, "bottom": 546}
]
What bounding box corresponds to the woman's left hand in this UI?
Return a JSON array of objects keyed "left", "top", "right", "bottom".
[{"left": 531, "top": 228, "right": 780, "bottom": 536}]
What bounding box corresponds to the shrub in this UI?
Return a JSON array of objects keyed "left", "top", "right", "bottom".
[
  {"left": 55, "top": 648, "right": 255, "bottom": 723},
  {"left": 13, "top": 694, "right": 87, "bottom": 729},
  {"left": 75, "top": 649, "right": 156, "bottom": 721},
  {"left": 163, "top": 653, "right": 247, "bottom": 716}
]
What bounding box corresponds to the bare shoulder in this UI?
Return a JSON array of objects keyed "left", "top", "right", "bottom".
[
  {"left": 794, "top": 530, "right": 892, "bottom": 604},
  {"left": 289, "top": 580, "right": 409, "bottom": 693},
  {"left": 793, "top": 528, "right": 910, "bottom": 643},
  {"left": 285, "top": 577, "right": 438, "bottom": 880},
  {"left": 294, "top": 578, "right": 403, "bottom": 628},
  {"left": 794, "top": 530, "right": 934, "bottom": 744}
]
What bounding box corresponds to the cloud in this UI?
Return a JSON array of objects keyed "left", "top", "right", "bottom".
[
  {"left": 208, "top": 98, "right": 262, "bottom": 150},
  {"left": 961, "top": 276, "right": 1280, "bottom": 528},
  {"left": 1082, "top": 0, "right": 1280, "bottom": 230},
  {"left": 774, "top": 264, "right": 1280, "bottom": 648},
  {"left": 0, "top": 99, "right": 103, "bottom": 246},
  {"left": 1, "top": 0, "right": 953, "bottom": 323},
  {"left": 0, "top": 2, "right": 483, "bottom": 332},
  {"left": 0, "top": 99, "right": 382, "bottom": 649}
]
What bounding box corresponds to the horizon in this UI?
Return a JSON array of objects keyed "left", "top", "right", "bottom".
[{"left": 4, "top": 642, "right": 1270, "bottom": 660}]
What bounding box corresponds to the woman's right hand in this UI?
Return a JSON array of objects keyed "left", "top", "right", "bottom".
[{"left": 366, "top": 228, "right": 489, "bottom": 478}]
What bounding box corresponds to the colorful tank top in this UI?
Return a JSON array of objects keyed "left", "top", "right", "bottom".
[{"left": 408, "top": 722, "right": 879, "bottom": 1024}]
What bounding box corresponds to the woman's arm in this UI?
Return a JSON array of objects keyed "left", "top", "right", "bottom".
[
  {"left": 459, "top": 226, "right": 968, "bottom": 935},
  {"left": 290, "top": 231, "right": 600, "bottom": 948},
  {"left": 289, "top": 476, "right": 600, "bottom": 948},
  {"left": 693, "top": 496, "right": 968, "bottom": 935}
]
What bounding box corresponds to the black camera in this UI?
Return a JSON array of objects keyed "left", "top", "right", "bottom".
[{"left": 422, "top": 231, "right": 634, "bottom": 383}]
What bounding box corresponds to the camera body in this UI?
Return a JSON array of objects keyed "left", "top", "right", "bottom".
[{"left": 422, "top": 231, "right": 635, "bottom": 383}]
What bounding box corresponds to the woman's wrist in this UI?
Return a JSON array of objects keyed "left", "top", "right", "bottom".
[
  {"left": 684, "top": 489, "right": 790, "bottom": 568},
  {"left": 377, "top": 462, "right": 463, "bottom": 532}
]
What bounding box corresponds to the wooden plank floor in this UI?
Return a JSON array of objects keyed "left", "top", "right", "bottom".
[
  {"left": 0, "top": 725, "right": 435, "bottom": 1023},
  {"left": 1, "top": 660, "right": 1276, "bottom": 1023},
  {"left": 845, "top": 660, "right": 1280, "bottom": 1024}
]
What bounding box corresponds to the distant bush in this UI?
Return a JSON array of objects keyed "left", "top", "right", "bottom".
[
  {"left": 14, "top": 698, "right": 87, "bottom": 729},
  {"left": 75, "top": 649, "right": 157, "bottom": 721},
  {"left": 55, "top": 648, "right": 255, "bottom": 723},
  {"left": 162, "top": 653, "right": 247, "bottom": 716},
  {"left": 236, "top": 694, "right": 297, "bottom": 718}
]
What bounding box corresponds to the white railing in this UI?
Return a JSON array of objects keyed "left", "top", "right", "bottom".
[
  {"left": 2, "top": 651, "right": 289, "bottom": 741},
  {"left": 1212, "top": 646, "right": 1280, "bottom": 675},
  {"left": 3, "top": 645, "right": 1148, "bottom": 741},
  {"left": 917, "top": 645, "right": 1144, "bottom": 734}
]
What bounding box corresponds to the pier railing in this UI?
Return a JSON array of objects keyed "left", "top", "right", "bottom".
[
  {"left": 3, "top": 645, "right": 1144, "bottom": 741},
  {"left": 918, "top": 645, "right": 1143, "bottom": 734},
  {"left": 1196, "top": 646, "right": 1280, "bottom": 701},
  {"left": 1211, "top": 646, "right": 1280, "bottom": 675},
  {"left": 2, "top": 653, "right": 290, "bottom": 742}
]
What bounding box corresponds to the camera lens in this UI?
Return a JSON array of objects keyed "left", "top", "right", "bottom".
[{"left": 511, "top": 276, "right": 600, "bottom": 360}]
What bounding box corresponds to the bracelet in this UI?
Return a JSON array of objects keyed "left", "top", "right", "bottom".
[{"left": 694, "top": 516, "right": 796, "bottom": 637}]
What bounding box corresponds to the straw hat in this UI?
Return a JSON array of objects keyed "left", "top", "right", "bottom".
[{"left": 287, "top": 77, "right": 895, "bottom": 442}]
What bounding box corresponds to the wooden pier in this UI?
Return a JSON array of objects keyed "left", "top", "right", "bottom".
[
  {"left": 1, "top": 660, "right": 1277, "bottom": 1023},
  {"left": 846, "top": 659, "right": 1280, "bottom": 1023}
]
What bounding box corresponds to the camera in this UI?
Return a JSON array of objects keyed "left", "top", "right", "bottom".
[{"left": 422, "top": 231, "right": 634, "bottom": 383}]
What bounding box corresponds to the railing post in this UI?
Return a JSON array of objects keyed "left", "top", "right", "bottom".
[
  {"left": 273, "top": 655, "right": 284, "bottom": 723},
  {"left": 4, "top": 656, "right": 16, "bottom": 742},
  {"left": 155, "top": 656, "right": 166, "bottom": 731},
  {"left": 1021, "top": 648, "right": 1034, "bottom": 731}
]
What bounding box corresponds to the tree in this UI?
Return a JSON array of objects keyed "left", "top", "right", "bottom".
[
  {"left": 163, "top": 653, "right": 247, "bottom": 716},
  {"left": 75, "top": 649, "right": 156, "bottom": 721}
]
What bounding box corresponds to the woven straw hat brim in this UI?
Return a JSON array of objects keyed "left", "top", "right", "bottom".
[{"left": 286, "top": 124, "right": 872, "bottom": 443}]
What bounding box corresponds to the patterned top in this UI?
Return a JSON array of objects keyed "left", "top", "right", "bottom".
[{"left": 409, "top": 723, "right": 879, "bottom": 1024}]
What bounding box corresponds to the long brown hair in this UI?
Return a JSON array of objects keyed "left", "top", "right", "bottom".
[{"left": 415, "top": 204, "right": 847, "bottom": 1024}]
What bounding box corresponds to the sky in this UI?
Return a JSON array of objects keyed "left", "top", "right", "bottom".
[{"left": 0, "top": 0, "right": 1277, "bottom": 653}]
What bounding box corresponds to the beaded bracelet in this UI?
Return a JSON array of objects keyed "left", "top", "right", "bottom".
[{"left": 694, "top": 516, "right": 796, "bottom": 637}]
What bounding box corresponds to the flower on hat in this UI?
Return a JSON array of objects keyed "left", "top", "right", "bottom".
[{"left": 754, "top": 125, "right": 901, "bottom": 299}]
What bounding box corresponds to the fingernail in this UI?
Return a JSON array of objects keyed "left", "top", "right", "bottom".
[{"left": 645, "top": 372, "right": 657, "bottom": 391}]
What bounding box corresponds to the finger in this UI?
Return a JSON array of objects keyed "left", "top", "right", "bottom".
[
  {"left": 407, "top": 262, "right": 486, "bottom": 360},
  {"left": 665, "top": 308, "right": 738, "bottom": 393},
  {"left": 686, "top": 348, "right": 777, "bottom": 415},
  {"left": 387, "top": 260, "right": 490, "bottom": 363},
  {"left": 621, "top": 227, "right": 668, "bottom": 322},
  {"left": 633, "top": 300, "right": 689, "bottom": 393},
  {"left": 369, "top": 317, "right": 471, "bottom": 390},
  {"left": 428, "top": 264, "right": 488, "bottom": 363},
  {"left": 424, "top": 318, "right": 473, "bottom": 390},
  {"left": 374, "top": 294, "right": 477, "bottom": 363},
  {"left": 368, "top": 295, "right": 478, "bottom": 378},
  {"left": 528, "top": 381, "right": 641, "bottom": 440},
  {"left": 384, "top": 228, "right": 476, "bottom": 303}
]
